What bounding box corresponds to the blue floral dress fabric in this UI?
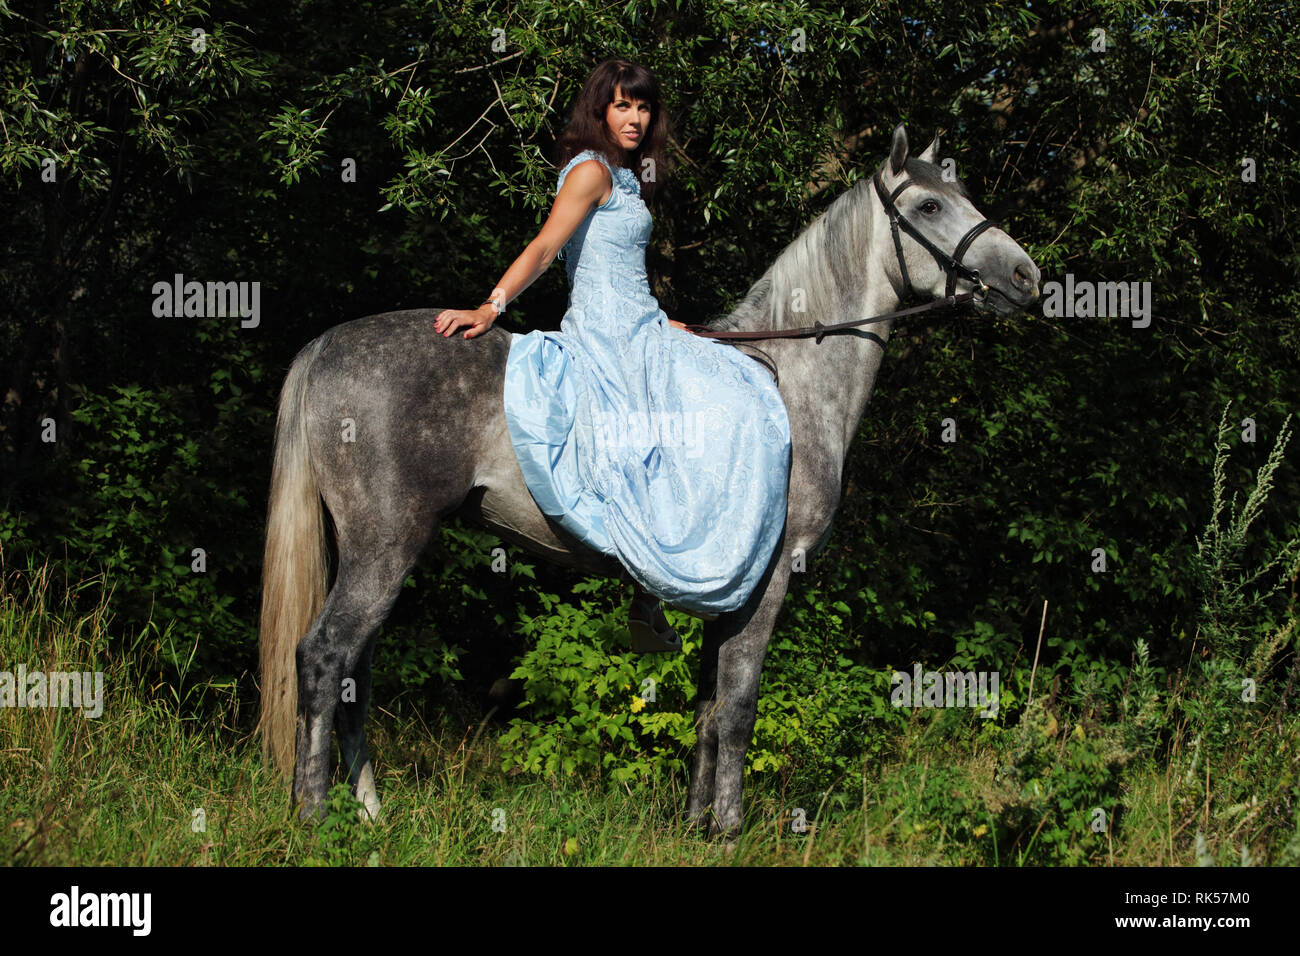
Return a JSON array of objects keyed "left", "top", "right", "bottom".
[{"left": 502, "top": 148, "right": 791, "bottom": 614}]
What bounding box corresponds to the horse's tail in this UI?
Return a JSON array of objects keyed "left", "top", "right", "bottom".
[{"left": 257, "top": 335, "right": 331, "bottom": 778}]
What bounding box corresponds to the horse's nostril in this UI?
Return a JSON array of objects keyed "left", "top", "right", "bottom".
[{"left": 1014, "top": 265, "right": 1032, "bottom": 289}]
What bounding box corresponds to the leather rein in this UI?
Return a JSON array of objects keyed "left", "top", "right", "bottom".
[{"left": 683, "top": 170, "right": 999, "bottom": 345}]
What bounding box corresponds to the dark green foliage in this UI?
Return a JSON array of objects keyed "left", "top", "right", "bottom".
[
  {"left": 304, "top": 783, "right": 380, "bottom": 867},
  {"left": 3, "top": 1, "right": 1298, "bottom": 862}
]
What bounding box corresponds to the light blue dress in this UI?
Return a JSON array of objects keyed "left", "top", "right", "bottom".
[{"left": 502, "top": 148, "right": 791, "bottom": 614}]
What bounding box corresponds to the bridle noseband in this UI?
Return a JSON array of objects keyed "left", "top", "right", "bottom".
[{"left": 871, "top": 170, "right": 998, "bottom": 301}]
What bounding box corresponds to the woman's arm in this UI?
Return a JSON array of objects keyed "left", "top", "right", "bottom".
[{"left": 435, "top": 160, "right": 612, "bottom": 338}]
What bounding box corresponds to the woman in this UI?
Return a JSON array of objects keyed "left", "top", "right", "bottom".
[{"left": 435, "top": 59, "right": 791, "bottom": 652}]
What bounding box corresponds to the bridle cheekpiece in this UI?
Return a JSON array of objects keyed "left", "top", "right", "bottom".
[{"left": 871, "top": 170, "right": 997, "bottom": 302}]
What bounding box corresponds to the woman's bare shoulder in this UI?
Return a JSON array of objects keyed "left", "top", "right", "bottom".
[
  {"left": 559, "top": 149, "right": 616, "bottom": 181},
  {"left": 559, "top": 159, "right": 611, "bottom": 197},
  {"left": 556, "top": 154, "right": 613, "bottom": 209}
]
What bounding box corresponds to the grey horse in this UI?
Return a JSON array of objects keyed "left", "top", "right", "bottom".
[{"left": 257, "top": 124, "right": 1040, "bottom": 837}]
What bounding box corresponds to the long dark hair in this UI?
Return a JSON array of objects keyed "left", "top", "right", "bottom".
[{"left": 554, "top": 59, "right": 672, "bottom": 205}]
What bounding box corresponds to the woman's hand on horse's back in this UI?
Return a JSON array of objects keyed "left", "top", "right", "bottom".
[{"left": 435, "top": 305, "right": 495, "bottom": 339}]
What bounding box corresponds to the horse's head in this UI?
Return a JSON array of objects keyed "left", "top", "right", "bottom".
[{"left": 872, "top": 124, "right": 1039, "bottom": 316}]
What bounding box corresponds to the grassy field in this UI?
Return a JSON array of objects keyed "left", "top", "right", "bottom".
[{"left": 2, "top": 556, "right": 1297, "bottom": 867}]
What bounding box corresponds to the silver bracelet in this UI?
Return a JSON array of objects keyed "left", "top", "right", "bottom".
[{"left": 481, "top": 288, "right": 507, "bottom": 316}]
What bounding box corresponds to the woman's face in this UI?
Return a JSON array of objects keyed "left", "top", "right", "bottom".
[{"left": 604, "top": 85, "right": 651, "bottom": 155}]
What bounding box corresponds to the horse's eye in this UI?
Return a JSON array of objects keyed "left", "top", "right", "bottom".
[{"left": 920, "top": 199, "right": 940, "bottom": 215}]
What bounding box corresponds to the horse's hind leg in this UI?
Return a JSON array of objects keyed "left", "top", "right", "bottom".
[
  {"left": 689, "top": 541, "right": 792, "bottom": 839},
  {"left": 336, "top": 632, "right": 380, "bottom": 821},
  {"left": 292, "top": 545, "right": 427, "bottom": 821},
  {"left": 687, "top": 635, "right": 721, "bottom": 828}
]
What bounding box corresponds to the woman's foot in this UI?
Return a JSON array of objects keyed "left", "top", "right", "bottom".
[{"left": 628, "top": 590, "right": 682, "bottom": 653}]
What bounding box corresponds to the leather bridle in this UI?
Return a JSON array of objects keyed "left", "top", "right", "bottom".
[
  {"left": 684, "top": 169, "right": 1002, "bottom": 351},
  {"left": 871, "top": 170, "right": 998, "bottom": 302}
]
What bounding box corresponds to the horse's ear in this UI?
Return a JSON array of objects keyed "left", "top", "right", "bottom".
[
  {"left": 918, "top": 132, "right": 940, "bottom": 164},
  {"left": 889, "top": 124, "right": 908, "bottom": 176}
]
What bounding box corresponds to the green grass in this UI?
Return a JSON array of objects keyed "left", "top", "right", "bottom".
[{"left": 2, "top": 553, "right": 1297, "bottom": 866}]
